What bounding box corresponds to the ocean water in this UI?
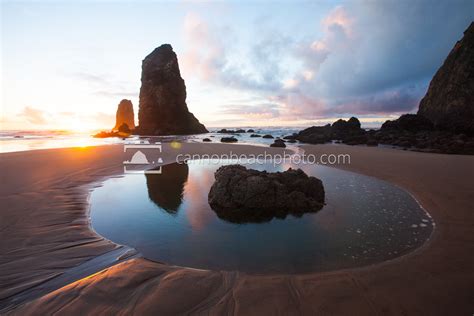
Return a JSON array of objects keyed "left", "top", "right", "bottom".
[
  {"left": 0, "top": 130, "right": 122, "bottom": 153},
  {"left": 0, "top": 127, "right": 302, "bottom": 153}
]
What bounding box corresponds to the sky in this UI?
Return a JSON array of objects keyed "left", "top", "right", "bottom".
[{"left": 1, "top": 0, "right": 473, "bottom": 131}]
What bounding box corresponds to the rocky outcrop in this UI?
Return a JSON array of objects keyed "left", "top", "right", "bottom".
[
  {"left": 208, "top": 165, "right": 325, "bottom": 223},
  {"left": 292, "top": 115, "right": 474, "bottom": 154},
  {"left": 117, "top": 123, "right": 131, "bottom": 133},
  {"left": 292, "top": 24, "right": 474, "bottom": 154},
  {"left": 270, "top": 139, "right": 286, "bottom": 148},
  {"left": 381, "top": 114, "right": 434, "bottom": 132},
  {"left": 296, "top": 117, "right": 365, "bottom": 144},
  {"left": 216, "top": 128, "right": 245, "bottom": 134},
  {"left": 418, "top": 22, "right": 474, "bottom": 134},
  {"left": 113, "top": 99, "right": 135, "bottom": 131},
  {"left": 136, "top": 44, "right": 208, "bottom": 135},
  {"left": 220, "top": 137, "right": 238, "bottom": 143}
]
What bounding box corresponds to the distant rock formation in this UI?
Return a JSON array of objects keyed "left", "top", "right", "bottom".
[
  {"left": 296, "top": 117, "right": 365, "bottom": 144},
  {"left": 381, "top": 114, "right": 434, "bottom": 132},
  {"left": 418, "top": 22, "right": 474, "bottom": 134},
  {"left": 220, "top": 136, "right": 238, "bottom": 143},
  {"left": 290, "top": 24, "right": 474, "bottom": 154},
  {"left": 113, "top": 99, "right": 135, "bottom": 131},
  {"left": 136, "top": 44, "right": 208, "bottom": 135},
  {"left": 270, "top": 139, "right": 286, "bottom": 148},
  {"left": 208, "top": 165, "right": 325, "bottom": 223},
  {"left": 216, "top": 128, "right": 245, "bottom": 134}
]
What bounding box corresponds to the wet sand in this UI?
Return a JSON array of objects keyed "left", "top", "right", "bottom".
[{"left": 1, "top": 143, "right": 473, "bottom": 315}]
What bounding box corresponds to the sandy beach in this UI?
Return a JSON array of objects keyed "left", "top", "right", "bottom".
[{"left": 1, "top": 142, "right": 473, "bottom": 315}]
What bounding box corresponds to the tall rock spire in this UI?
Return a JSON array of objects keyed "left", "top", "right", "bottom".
[
  {"left": 113, "top": 99, "right": 135, "bottom": 131},
  {"left": 136, "top": 44, "right": 208, "bottom": 135}
]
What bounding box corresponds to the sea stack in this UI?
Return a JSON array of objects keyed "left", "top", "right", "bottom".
[
  {"left": 113, "top": 99, "right": 135, "bottom": 131},
  {"left": 136, "top": 44, "right": 208, "bottom": 135},
  {"left": 418, "top": 22, "right": 474, "bottom": 134}
]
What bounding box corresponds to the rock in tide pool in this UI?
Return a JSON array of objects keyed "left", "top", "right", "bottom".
[
  {"left": 136, "top": 44, "right": 208, "bottom": 135},
  {"left": 208, "top": 165, "right": 325, "bottom": 223},
  {"left": 113, "top": 99, "right": 135, "bottom": 131}
]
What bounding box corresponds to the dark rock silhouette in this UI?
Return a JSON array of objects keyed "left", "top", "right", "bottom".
[
  {"left": 221, "top": 137, "right": 238, "bottom": 143},
  {"left": 270, "top": 139, "right": 286, "bottom": 148},
  {"left": 332, "top": 117, "right": 361, "bottom": 132},
  {"left": 216, "top": 128, "right": 245, "bottom": 134},
  {"left": 296, "top": 124, "right": 332, "bottom": 144},
  {"left": 217, "top": 129, "right": 233, "bottom": 133},
  {"left": 366, "top": 139, "right": 378, "bottom": 146},
  {"left": 145, "top": 163, "right": 189, "bottom": 214},
  {"left": 262, "top": 134, "right": 274, "bottom": 139},
  {"left": 208, "top": 165, "right": 325, "bottom": 223},
  {"left": 113, "top": 99, "right": 135, "bottom": 131},
  {"left": 203, "top": 138, "right": 212, "bottom": 142},
  {"left": 117, "top": 123, "right": 131, "bottom": 133},
  {"left": 296, "top": 117, "right": 365, "bottom": 145},
  {"left": 250, "top": 134, "right": 261, "bottom": 138},
  {"left": 381, "top": 114, "right": 434, "bottom": 132},
  {"left": 136, "top": 44, "right": 208, "bottom": 135},
  {"left": 418, "top": 22, "right": 474, "bottom": 134},
  {"left": 292, "top": 25, "right": 474, "bottom": 154}
]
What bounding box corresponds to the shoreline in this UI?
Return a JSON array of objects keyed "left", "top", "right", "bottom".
[{"left": 1, "top": 143, "right": 473, "bottom": 314}]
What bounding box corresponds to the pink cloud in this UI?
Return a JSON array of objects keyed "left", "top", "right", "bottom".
[
  {"left": 181, "top": 12, "right": 226, "bottom": 80},
  {"left": 19, "top": 106, "right": 48, "bottom": 125}
]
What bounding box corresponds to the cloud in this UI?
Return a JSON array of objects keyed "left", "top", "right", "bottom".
[
  {"left": 16, "top": 107, "right": 115, "bottom": 130},
  {"left": 181, "top": 12, "right": 228, "bottom": 81},
  {"left": 19, "top": 106, "right": 48, "bottom": 124},
  {"left": 219, "top": 103, "right": 280, "bottom": 119},
  {"left": 181, "top": 12, "right": 290, "bottom": 92},
  {"left": 93, "top": 90, "right": 138, "bottom": 98},
  {"left": 68, "top": 71, "right": 138, "bottom": 100},
  {"left": 71, "top": 72, "right": 109, "bottom": 85},
  {"left": 297, "top": 1, "right": 473, "bottom": 98},
  {"left": 182, "top": 1, "right": 473, "bottom": 123}
]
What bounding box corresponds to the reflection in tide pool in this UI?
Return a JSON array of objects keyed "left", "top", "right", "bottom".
[{"left": 90, "top": 160, "right": 433, "bottom": 274}]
